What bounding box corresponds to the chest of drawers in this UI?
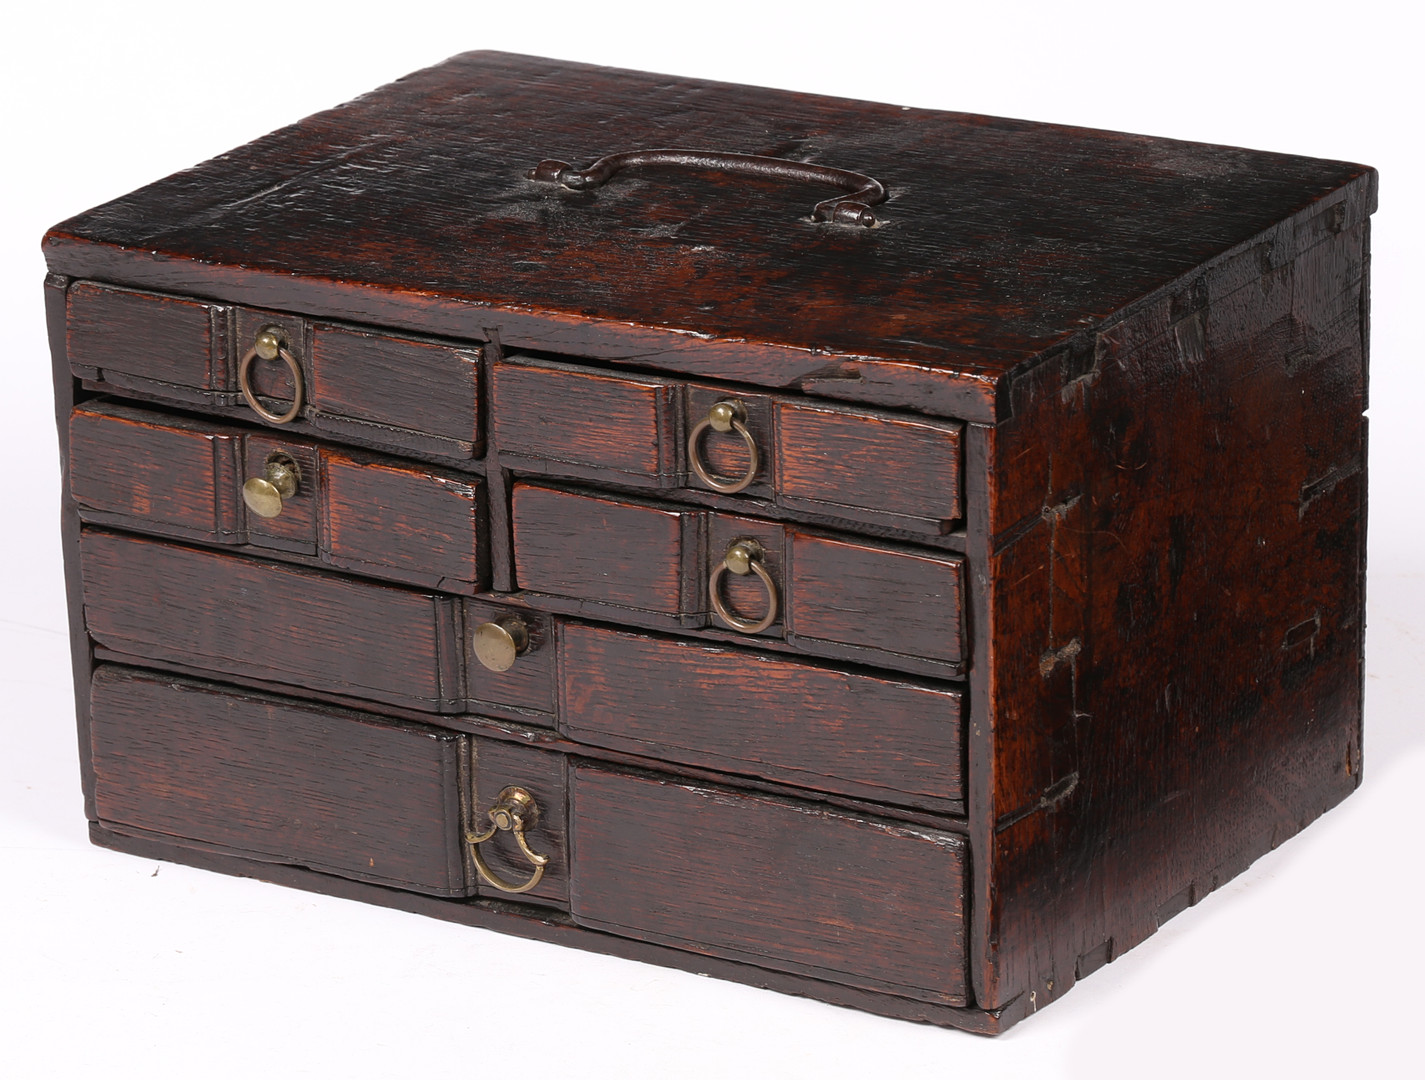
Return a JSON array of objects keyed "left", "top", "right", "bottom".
[{"left": 43, "top": 52, "right": 1373, "bottom": 1034}]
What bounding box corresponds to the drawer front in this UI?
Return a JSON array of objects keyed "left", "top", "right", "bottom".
[
  {"left": 70, "top": 401, "right": 487, "bottom": 593},
  {"left": 88, "top": 666, "right": 571, "bottom": 904},
  {"left": 569, "top": 766, "right": 968, "bottom": 1005},
  {"left": 79, "top": 529, "right": 463, "bottom": 712},
  {"left": 511, "top": 483, "right": 965, "bottom": 675},
  {"left": 493, "top": 354, "right": 962, "bottom": 535},
  {"left": 90, "top": 666, "right": 471, "bottom": 895},
  {"left": 558, "top": 623, "right": 963, "bottom": 811},
  {"left": 66, "top": 281, "right": 483, "bottom": 460}
]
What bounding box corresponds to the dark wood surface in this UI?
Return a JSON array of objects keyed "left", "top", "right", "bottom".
[
  {"left": 569, "top": 766, "right": 968, "bottom": 1005},
  {"left": 70, "top": 400, "right": 488, "bottom": 592},
  {"left": 44, "top": 52, "right": 1377, "bottom": 1036},
  {"left": 67, "top": 281, "right": 224, "bottom": 389},
  {"left": 90, "top": 822, "right": 1014, "bottom": 1034},
  {"left": 42, "top": 52, "right": 1374, "bottom": 423},
  {"left": 773, "top": 401, "right": 962, "bottom": 532},
  {"left": 80, "top": 529, "right": 463, "bottom": 712},
  {"left": 494, "top": 355, "right": 680, "bottom": 484},
  {"left": 309, "top": 322, "right": 482, "bottom": 451},
  {"left": 512, "top": 483, "right": 694, "bottom": 616},
  {"left": 558, "top": 622, "right": 963, "bottom": 811},
  {"left": 786, "top": 531, "right": 964, "bottom": 664},
  {"left": 90, "top": 665, "right": 470, "bottom": 895},
  {"left": 967, "top": 205, "right": 1369, "bottom": 1010}
]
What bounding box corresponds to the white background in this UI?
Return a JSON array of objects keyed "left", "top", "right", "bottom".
[{"left": 3, "top": 2, "right": 1421, "bottom": 1076}]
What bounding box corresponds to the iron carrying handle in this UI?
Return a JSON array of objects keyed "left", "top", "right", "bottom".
[{"left": 528, "top": 149, "right": 887, "bottom": 226}]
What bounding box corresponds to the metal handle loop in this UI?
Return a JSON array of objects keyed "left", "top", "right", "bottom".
[
  {"left": 465, "top": 786, "right": 549, "bottom": 895},
  {"left": 529, "top": 148, "right": 887, "bottom": 226},
  {"left": 688, "top": 399, "right": 759, "bottom": 494},
  {"left": 238, "top": 328, "right": 305, "bottom": 425},
  {"left": 709, "top": 539, "right": 779, "bottom": 634}
]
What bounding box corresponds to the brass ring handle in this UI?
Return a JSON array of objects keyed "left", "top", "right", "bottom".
[
  {"left": 242, "top": 453, "right": 300, "bottom": 519},
  {"left": 688, "top": 399, "right": 759, "bottom": 494},
  {"left": 238, "top": 328, "right": 304, "bottom": 425},
  {"left": 709, "top": 539, "right": 779, "bottom": 634},
  {"left": 465, "top": 786, "right": 549, "bottom": 895}
]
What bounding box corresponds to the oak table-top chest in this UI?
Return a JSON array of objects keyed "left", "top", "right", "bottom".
[{"left": 43, "top": 52, "right": 1373, "bottom": 1034}]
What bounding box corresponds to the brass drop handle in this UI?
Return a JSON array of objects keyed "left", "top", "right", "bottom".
[
  {"left": 465, "top": 786, "right": 549, "bottom": 894},
  {"left": 688, "top": 399, "right": 759, "bottom": 494},
  {"left": 472, "top": 616, "right": 530, "bottom": 672},
  {"left": 239, "top": 327, "right": 305, "bottom": 425},
  {"left": 709, "top": 539, "right": 779, "bottom": 634},
  {"left": 242, "top": 454, "right": 300, "bottom": 519}
]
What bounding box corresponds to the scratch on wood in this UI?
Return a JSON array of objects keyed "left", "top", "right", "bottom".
[
  {"left": 1299, "top": 460, "right": 1361, "bottom": 519},
  {"left": 1039, "top": 638, "right": 1081, "bottom": 677}
]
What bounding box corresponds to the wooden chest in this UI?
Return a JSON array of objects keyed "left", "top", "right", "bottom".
[{"left": 43, "top": 52, "right": 1373, "bottom": 1034}]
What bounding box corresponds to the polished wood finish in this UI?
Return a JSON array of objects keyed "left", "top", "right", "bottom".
[
  {"left": 90, "top": 665, "right": 470, "bottom": 895},
  {"left": 774, "top": 402, "right": 961, "bottom": 533},
  {"left": 309, "top": 322, "right": 482, "bottom": 455},
  {"left": 43, "top": 53, "right": 1373, "bottom": 424},
  {"left": 80, "top": 529, "right": 462, "bottom": 712},
  {"left": 46, "top": 52, "right": 1374, "bottom": 1034},
  {"left": 68, "top": 281, "right": 225, "bottom": 394},
  {"left": 558, "top": 622, "right": 963, "bottom": 811},
  {"left": 569, "top": 766, "right": 968, "bottom": 1005},
  {"left": 70, "top": 401, "right": 487, "bottom": 592}
]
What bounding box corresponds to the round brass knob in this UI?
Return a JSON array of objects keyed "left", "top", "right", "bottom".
[
  {"left": 473, "top": 616, "right": 530, "bottom": 672},
  {"left": 238, "top": 325, "right": 305, "bottom": 425},
  {"left": 688, "top": 398, "right": 759, "bottom": 494},
  {"left": 709, "top": 538, "right": 779, "bottom": 634},
  {"left": 242, "top": 455, "right": 300, "bottom": 519}
]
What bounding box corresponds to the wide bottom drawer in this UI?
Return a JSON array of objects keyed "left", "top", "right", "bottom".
[{"left": 88, "top": 665, "right": 968, "bottom": 1005}]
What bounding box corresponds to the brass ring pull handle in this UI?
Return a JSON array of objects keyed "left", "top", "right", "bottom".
[
  {"left": 238, "top": 328, "right": 304, "bottom": 425},
  {"left": 688, "top": 399, "right": 759, "bottom": 494},
  {"left": 465, "top": 786, "right": 549, "bottom": 895},
  {"left": 529, "top": 149, "right": 887, "bottom": 227},
  {"left": 709, "top": 539, "right": 779, "bottom": 634},
  {"left": 242, "top": 453, "right": 300, "bottom": 519}
]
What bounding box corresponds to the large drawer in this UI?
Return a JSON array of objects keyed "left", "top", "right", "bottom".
[
  {"left": 66, "top": 281, "right": 482, "bottom": 461},
  {"left": 494, "top": 354, "right": 963, "bottom": 536},
  {"left": 89, "top": 665, "right": 968, "bottom": 1005},
  {"left": 88, "top": 666, "right": 569, "bottom": 904},
  {"left": 511, "top": 482, "right": 966, "bottom": 677},
  {"left": 570, "top": 766, "right": 968, "bottom": 1006},
  {"left": 70, "top": 400, "right": 488, "bottom": 593}
]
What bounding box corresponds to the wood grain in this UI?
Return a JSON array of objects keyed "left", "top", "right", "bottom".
[
  {"left": 494, "top": 355, "right": 677, "bottom": 483},
  {"left": 90, "top": 665, "right": 470, "bottom": 895},
  {"left": 67, "top": 281, "right": 223, "bottom": 389},
  {"left": 775, "top": 401, "right": 962, "bottom": 532},
  {"left": 43, "top": 53, "right": 1375, "bottom": 424},
  {"left": 512, "top": 484, "right": 693, "bottom": 615},
  {"left": 80, "top": 529, "right": 461, "bottom": 712},
  {"left": 569, "top": 766, "right": 968, "bottom": 1005},
  {"left": 70, "top": 401, "right": 242, "bottom": 541},
  {"left": 787, "top": 532, "right": 964, "bottom": 664},
  {"left": 558, "top": 622, "right": 962, "bottom": 811},
  {"left": 311, "top": 322, "right": 481, "bottom": 450}
]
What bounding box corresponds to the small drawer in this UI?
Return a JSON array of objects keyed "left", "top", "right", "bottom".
[
  {"left": 79, "top": 528, "right": 465, "bottom": 713},
  {"left": 510, "top": 483, "right": 965, "bottom": 676},
  {"left": 492, "top": 354, "right": 962, "bottom": 535},
  {"left": 70, "top": 401, "right": 487, "bottom": 593},
  {"left": 569, "top": 766, "right": 968, "bottom": 1006},
  {"left": 557, "top": 622, "right": 963, "bottom": 813},
  {"left": 66, "top": 281, "right": 483, "bottom": 461},
  {"left": 89, "top": 666, "right": 569, "bottom": 905}
]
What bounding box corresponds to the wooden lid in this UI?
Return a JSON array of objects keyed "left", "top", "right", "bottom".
[{"left": 44, "top": 51, "right": 1374, "bottom": 421}]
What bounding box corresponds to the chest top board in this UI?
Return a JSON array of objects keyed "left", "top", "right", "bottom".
[{"left": 46, "top": 51, "right": 1373, "bottom": 1034}]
